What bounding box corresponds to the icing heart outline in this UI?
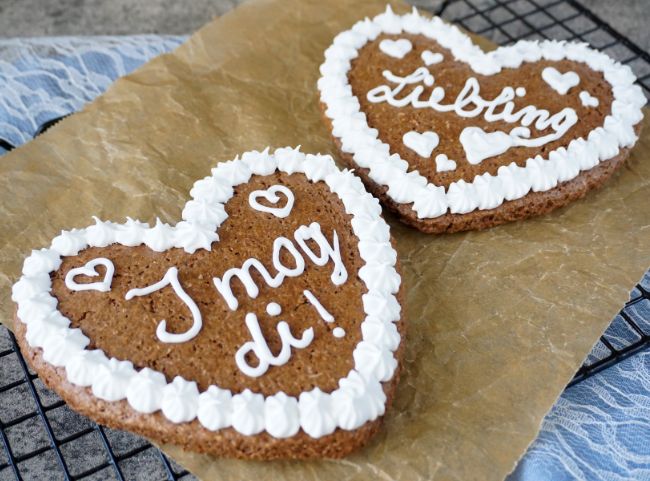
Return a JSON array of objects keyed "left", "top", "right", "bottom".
[
  {"left": 11, "top": 147, "right": 401, "bottom": 439},
  {"left": 248, "top": 184, "right": 295, "bottom": 218},
  {"left": 64, "top": 256, "right": 115, "bottom": 292},
  {"left": 318, "top": 6, "right": 645, "bottom": 218}
]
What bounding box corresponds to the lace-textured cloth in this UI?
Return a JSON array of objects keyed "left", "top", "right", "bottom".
[
  {"left": 0, "top": 35, "right": 648, "bottom": 481},
  {"left": 0, "top": 35, "right": 185, "bottom": 149}
]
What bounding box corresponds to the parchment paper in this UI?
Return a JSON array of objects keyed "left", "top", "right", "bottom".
[{"left": 1, "top": 0, "right": 649, "bottom": 480}]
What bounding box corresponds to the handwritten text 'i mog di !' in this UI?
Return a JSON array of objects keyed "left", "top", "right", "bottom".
[{"left": 64, "top": 184, "right": 348, "bottom": 378}]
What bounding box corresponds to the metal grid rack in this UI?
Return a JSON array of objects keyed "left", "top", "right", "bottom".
[
  {"left": 436, "top": 0, "right": 650, "bottom": 96},
  {"left": 0, "top": 0, "right": 649, "bottom": 479},
  {"left": 569, "top": 278, "right": 650, "bottom": 386},
  {"left": 0, "top": 329, "right": 190, "bottom": 481}
]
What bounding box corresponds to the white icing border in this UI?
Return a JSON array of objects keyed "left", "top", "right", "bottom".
[
  {"left": 11, "top": 147, "right": 401, "bottom": 440},
  {"left": 318, "top": 6, "right": 646, "bottom": 219}
]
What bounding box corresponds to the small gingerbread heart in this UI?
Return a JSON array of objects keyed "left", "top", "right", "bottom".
[
  {"left": 12, "top": 147, "right": 404, "bottom": 460},
  {"left": 319, "top": 7, "right": 645, "bottom": 233}
]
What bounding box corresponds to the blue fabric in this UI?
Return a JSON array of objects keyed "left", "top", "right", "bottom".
[
  {"left": 0, "top": 35, "right": 648, "bottom": 481},
  {"left": 510, "top": 350, "right": 650, "bottom": 481},
  {"left": 0, "top": 35, "right": 185, "bottom": 149}
]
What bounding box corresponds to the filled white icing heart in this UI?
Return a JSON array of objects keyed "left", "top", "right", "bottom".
[
  {"left": 541, "top": 67, "right": 580, "bottom": 95},
  {"left": 421, "top": 50, "right": 443, "bottom": 66},
  {"left": 579, "top": 90, "right": 599, "bottom": 107},
  {"left": 379, "top": 38, "right": 412, "bottom": 59},
  {"left": 248, "top": 184, "right": 295, "bottom": 218},
  {"left": 64, "top": 257, "right": 114, "bottom": 292},
  {"left": 402, "top": 130, "right": 439, "bottom": 158},
  {"left": 435, "top": 154, "right": 457, "bottom": 173},
  {"left": 459, "top": 127, "right": 513, "bottom": 165}
]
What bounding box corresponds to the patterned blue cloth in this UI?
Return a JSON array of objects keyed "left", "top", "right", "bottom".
[
  {"left": 0, "top": 35, "right": 185, "bottom": 149},
  {"left": 0, "top": 35, "right": 648, "bottom": 481}
]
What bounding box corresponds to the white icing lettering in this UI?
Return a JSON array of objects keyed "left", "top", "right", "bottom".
[
  {"left": 213, "top": 223, "right": 346, "bottom": 310},
  {"left": 266, "top": 302, "right": 281, "bottom": 316},
  {"left": 235, "top": 313, "right": 313, "bottom": 377},
  {"left": 273, "top": 236, "right": 305, "bottom": 277},
  {"left": 303, "top": 289, "right": 334, "bottom": 323},
  {"left": 293, "top": 222, "right": 347, "bottom": 286},
  {"left": 125, "top": 267, "right": 202, "bottom": 344},
  {"left": 367, "top": 67, "right": 578, "bottom": 163},
  {"left": 213, "top": 255, "right": 290, "bottom": 311},
  {"left": 333, "top": 327, "right": 346, "bottom": 338}
]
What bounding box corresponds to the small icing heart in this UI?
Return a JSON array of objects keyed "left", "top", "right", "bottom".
[
  {"left": 459, "top": 127, "right": 513, "bottom": 165},
  {"left": 579, "top": 90, "right": 599, "bottom": 107},
  {"left": 541, "top": 67, "right": 580, "bottom": 95},
  {"left": 64, "top": 257, "right": 114, "bottom": 292},
  {"left": 403, "top": 130, "right": 439, "bottom": 158},
  {"left": 248, "top": 184, "right": 294, "bottom": 218},
  {"left": 435, "top": 154, "right": 457, "bottom": 173},
  {"left": 379, "top": 38, "right": 412, "bottom": 59},
  {"left": 421, "top": 50, "right": 443, "bottom": 66}
]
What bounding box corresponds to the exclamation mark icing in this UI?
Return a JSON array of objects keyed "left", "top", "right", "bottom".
[
  {"left": 303, "top": 289, "right": 345, "bottom": 338},
  {"left": 266, "top": 302, "right": 282, "bottom": 317}
]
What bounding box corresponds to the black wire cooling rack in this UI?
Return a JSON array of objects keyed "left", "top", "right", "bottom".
[{"left": 1, "top": 0, "right": 649, "bottom": 480}]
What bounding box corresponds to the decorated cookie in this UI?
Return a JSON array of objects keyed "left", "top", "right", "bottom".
[
  {"left": 318, "top": 7, "right": 646, "bottom": 233},
  {"left": 11, "top": 148, "right": 404, "bottom": 460}
]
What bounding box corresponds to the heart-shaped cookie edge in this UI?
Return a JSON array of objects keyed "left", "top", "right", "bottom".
[
  {"left": 318, "top": 7, "right": 645, "bottom": 223},
  {"left": 11, "top": 147, "right": 402, "bottom": 442}
]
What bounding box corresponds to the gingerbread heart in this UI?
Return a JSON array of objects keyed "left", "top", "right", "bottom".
[
  {"left": 319, "top": 7, "right": 646, "bottom": 233},
  {"left": 11, "top": 148, "right": 404, "bottom": 460}
]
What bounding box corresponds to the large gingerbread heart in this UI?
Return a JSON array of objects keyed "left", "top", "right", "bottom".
[
  {"left": 11, "top": 148, "right": 404, "bottom": 460},
  {"left": 319, "top": 7, "right": 646, "bottom": 233}
]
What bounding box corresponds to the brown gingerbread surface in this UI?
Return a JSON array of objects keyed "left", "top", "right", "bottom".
[{"left": 50, "top": 172, "right": 365, "bottom": 397}]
